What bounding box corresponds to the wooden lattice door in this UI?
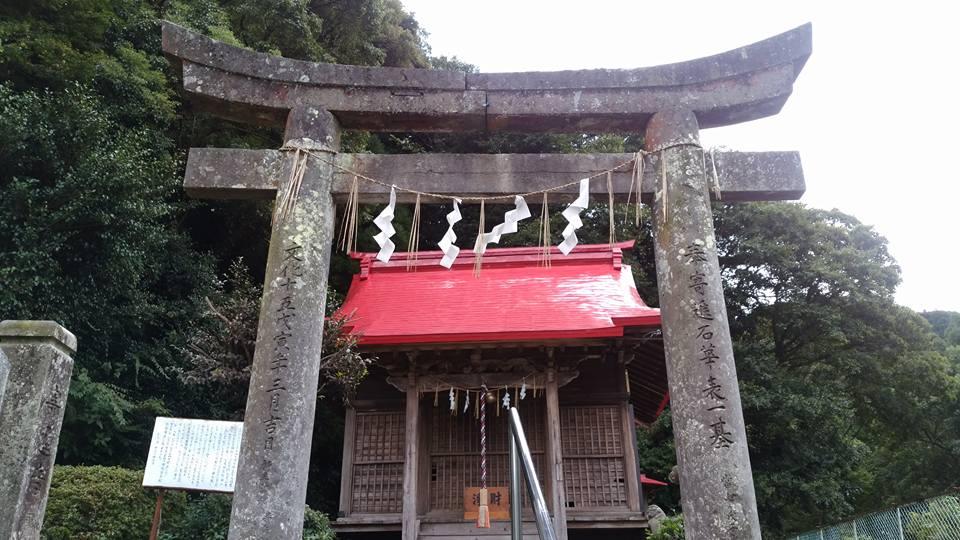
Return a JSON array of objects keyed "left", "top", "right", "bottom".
[
  {"left": 350, "top": 410, "right": 405, "bottom": 514},
  {"left": 428, "top": 397, "right": 547, "bottom": 515},
  {"left": 560, "top": 405, "right": 629, "bottom": 510}
]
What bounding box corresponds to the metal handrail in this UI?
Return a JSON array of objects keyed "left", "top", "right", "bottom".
[{"left": 508, "top": 407, "right": 558, "bottom": 540}]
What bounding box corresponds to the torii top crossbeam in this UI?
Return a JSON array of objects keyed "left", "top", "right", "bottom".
[{"left": 162, "top": 21, "right": 810, "bottom": 133}]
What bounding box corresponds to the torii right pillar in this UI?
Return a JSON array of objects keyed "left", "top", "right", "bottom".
[{"left": 647, "top": 108, "right": 762, "bottom": 539}]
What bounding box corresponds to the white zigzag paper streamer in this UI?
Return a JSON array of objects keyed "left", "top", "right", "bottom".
[
  {"left": 437, "top": 198, "right": 462, "bottom": 268},
  {"left": 474, "top": 195, "right": 531, "bottom": 255},
  {"left": 372, "top": 186, "right": 397, "bottom": 262},
  {"left": 558, "top": 178, "right": 590, "bottom": 255}
]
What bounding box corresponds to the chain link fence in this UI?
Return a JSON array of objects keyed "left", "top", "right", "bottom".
[{"left": 794, "top": 494, "right": 960, "bottom": 540}]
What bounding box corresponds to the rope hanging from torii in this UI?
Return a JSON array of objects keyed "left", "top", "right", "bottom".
[{"left": 277, "top": 142, "right": 723, "bottom": 270}]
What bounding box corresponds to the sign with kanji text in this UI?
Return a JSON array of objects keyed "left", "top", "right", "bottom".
[
  {"left": 464, "top": 486, "right": 510, "bottom": 521},
  {"left": 142, "top": 417, "right": 242, "bottom": 493}
]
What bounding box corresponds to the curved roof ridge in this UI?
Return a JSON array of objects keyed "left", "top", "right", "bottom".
[{"left": 352, "top": 241, "right": 635, "bottom": 274}]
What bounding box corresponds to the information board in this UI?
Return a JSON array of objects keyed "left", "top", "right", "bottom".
[{"left": 142, "top": 417, "right": 243, "bottom": 493}]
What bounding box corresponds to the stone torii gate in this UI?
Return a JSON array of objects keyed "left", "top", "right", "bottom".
[{"left": 162, "top": 21, "right": 811, "bottom": 540}]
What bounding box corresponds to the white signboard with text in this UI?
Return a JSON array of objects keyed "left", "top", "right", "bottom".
[{"left": 142, "top": 417, "right": 242, "bottom": 493}]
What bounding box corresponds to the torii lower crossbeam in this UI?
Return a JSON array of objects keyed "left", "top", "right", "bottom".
[{"left": 184, "top": 149, "right": 803, "bottom": 204}]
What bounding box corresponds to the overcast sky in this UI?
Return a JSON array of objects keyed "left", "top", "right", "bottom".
[{"left": 402, "top": 0, "right": 959, "bottom": 313}]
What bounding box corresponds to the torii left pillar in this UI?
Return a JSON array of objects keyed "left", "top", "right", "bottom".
[{"left": 228, "top": 106, "right": 339, "bottom": 540}]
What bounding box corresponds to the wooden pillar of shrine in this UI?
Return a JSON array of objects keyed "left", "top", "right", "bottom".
[
  {"left": 617, "top": 356, "right": 642, "bottom": 512},
  {"left": 402, "top": 370, "right": 420, "bottom": 539},
  {"left": 337, "top": 407, "right": 356, "bottom": 517},
  {"left": 544, "top": 363, "right": 568, "bottom": 540}
]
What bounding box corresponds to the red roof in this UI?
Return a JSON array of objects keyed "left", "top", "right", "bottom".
[
  {"left": 338, "top": 241, "right": 660, "bottom": 346},
  {"left": 640, "top": 474, "right": 669, "bottom": 487}
]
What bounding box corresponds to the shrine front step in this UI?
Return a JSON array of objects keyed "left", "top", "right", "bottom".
[{"left": 418, "top": 520, "right": 540, "bottom": 539}]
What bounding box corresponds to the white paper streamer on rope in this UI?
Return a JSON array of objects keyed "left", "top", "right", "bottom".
[
  {"left": 449, "top": 388, "right": 456, "bottom": 411},
  {"left": 558, "top": 178, "right": 590, "bottom": 255},
  {"left": 474, "top": 195, "right": 531, "bottom": 255},
  {"left": 372, "top": 186, "right": 397, "bottom": 262},
  {"left": 520, "top": 382, "right": 527, "bottom": 400},
  {"left": 438, "top": 198, "right": 463, "bottom": 268},
  {"left": 502, "top": 388, "right": 511, "bottom": 409}
]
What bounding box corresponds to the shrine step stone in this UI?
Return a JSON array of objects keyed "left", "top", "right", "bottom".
[{"left": 418, "top": 520, "right": 540, "bottom": 539}]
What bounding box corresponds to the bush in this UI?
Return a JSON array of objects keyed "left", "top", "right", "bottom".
[
  {"left": 648, "top": 515, "right": 684, "bottom": 540},
  {"left": 303, "top": 507, "right": 336, "bottom": 540},
  {"left": 159, "top": 493, "right": 233, "bottom": 540},
  {"left": 161, "top": 492, "right": 335, "bottom": 539},
  {"left": 43, "top": 466, "right": 336, "bottom": 539},
  {"left": 43, "top": 466, "right": 186, "bottom": 540}
]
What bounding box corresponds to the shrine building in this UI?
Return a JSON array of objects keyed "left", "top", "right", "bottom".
[{"left": 333, "top": 241, "right": 670, "bottom": 539}]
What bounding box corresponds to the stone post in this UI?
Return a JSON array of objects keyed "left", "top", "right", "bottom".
[
  {"left": 228, "top": 107, "right": 340, "bottom": 539},
  {"left": 646, "top": 109, "right": 762, "bottom": 539},
  {"left": 0, "top": 321, "right": 76, "bottom": 540}
]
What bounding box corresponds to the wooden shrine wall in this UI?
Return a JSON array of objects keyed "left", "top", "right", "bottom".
[{"left": 341, "top": 357, "right": 642, "bottom": 519}]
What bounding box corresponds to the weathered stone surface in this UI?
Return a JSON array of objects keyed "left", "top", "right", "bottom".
[
  {"left": 161, "top": 21, "right": 811, "bottom": 133},
  {"left": 227, "top": 108, "right": 339, "bottom": 540},
  {"left": 468, "top": 24, "right": 810, "bottom": 90},
  {"left": 180, "top": 61, "right": 487, "bottom": 132},
  {"left": 0, "top": 321, "right": 76, "bottom": 540},
  {"left": 162, "top": 22, "right": 466, "bottom": 90},
  {"left": 646, "top": 504, "right": 668, "bottom": 533},
  {"left": 184, "top": 148, "right": 285, "bottom": 199},
  {"left": 483, "top": 64, "right": 796, "bottom": 132},
  {"left": 184, "top": 148, "right": 804, "bottom": 204},
  {"left": 646, "top": 110, "right": 761, "bottom": 540}
]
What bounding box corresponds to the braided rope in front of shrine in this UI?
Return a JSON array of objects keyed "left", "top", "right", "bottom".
[{"left": 478, "top": 383, "right": 490, "bottom": 528}]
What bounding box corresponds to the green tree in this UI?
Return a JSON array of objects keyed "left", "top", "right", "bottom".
[
  {"left": 0, "top": 85, "right": 216, "bottom": 463},
  {"left": 639, "top": 203, "right": 960, "bottom": 536},
  {"left": 0, "top": 0, "right": 436, "bottom": 476}
]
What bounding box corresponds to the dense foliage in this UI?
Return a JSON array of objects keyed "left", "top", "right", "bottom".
[
  {"left": 0, "top": 0, "right": 425, "bottom": 499},
  {"left": 647, "top": 515, "right": 684, "bottom": 540},
  {"left": 1, "top": 1, "right": 958, "bottom": 538},
  {"left": 42, "top": 465, "right": 334, "bottom": 539},
  {"left": 43, "top": 466, "right": 187, "bottom": 539},
  {"left": 637, "top": 205, "right": 960, "bottom": 533}
]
